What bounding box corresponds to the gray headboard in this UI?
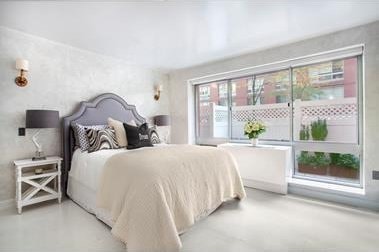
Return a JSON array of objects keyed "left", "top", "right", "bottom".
[{"left": 62, "top": 93, "right": 146, "bottom": 194}]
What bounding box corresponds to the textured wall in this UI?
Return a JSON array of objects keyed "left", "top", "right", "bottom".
[
  {"left": 168, "top": 21, "right": 379, "bottom": 209},
  {"left": 0, "top": 27, "right": 169, "bottom": 203}
]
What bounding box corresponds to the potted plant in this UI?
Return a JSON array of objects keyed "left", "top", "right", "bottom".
[
  {"left": 297, "top": 152, "right": 330, "bottom": 175},
  {"left": 311, "top": 119, "right": 328, "bottom": 141},
  {"left": 329, "top": 153, "right": 359, "bottom": 179},
  {"left": 297, "top": 120, "right": 330, "bottom": 175},
  {"left": 244, "top": 121, "right": 266, "bottom": 146}
]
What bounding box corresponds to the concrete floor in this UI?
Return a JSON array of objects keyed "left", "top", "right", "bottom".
[{"left": 0, "top": 188, "right": 378, "bottom": 252}]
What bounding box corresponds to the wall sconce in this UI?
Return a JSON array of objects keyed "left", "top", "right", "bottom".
[
  {"left": 15, "top": 59, "right": 29, "bottom": 87},
  {"left": 154, "top": 84, "right": 163, "bottom": 101}
]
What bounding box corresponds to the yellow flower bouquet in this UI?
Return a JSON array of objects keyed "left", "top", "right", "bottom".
[{"left": 244, "top": 121, "right": 266, "bottom": 139}]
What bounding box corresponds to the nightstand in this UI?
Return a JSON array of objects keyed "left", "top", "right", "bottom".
[{"left": 13, "top": 156, "right": 62, "bottom": 214}]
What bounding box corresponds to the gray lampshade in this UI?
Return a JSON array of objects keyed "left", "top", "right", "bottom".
[
  {"left": 154, "top": 115, "right": 170, "bottom": 126},
  {"left": 26, "top": 110, "right": 60, "bottom": 128}
]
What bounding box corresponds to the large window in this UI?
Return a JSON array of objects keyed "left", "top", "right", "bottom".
[{"left": 195, "top": 54, "right": 362, "bottom": 186}]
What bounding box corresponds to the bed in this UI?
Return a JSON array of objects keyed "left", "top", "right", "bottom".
[{"left": 62, "top": 93, "right": 246, "bottom": 252}]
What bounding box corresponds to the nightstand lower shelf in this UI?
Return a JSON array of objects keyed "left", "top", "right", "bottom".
[{"left": 22, "top": 191, "right": 60, "bottom": 207}]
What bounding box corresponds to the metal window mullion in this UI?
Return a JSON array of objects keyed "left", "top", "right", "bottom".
[
  {"left": 227, "top": 79, "right": 232, "bottom": 140},
  {"left": 358, "top": 54, "right": 364, "bottom": 187},
  {"left": 289, "top": 67, "right": 295, "bottom": 178},
  {"left": 194, "top": 84, "right": 200, "bottom": 145}
]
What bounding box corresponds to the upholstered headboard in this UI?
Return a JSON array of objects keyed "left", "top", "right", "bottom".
[{"left": 62, "top": 93, "right": 146, "bottom": 194}]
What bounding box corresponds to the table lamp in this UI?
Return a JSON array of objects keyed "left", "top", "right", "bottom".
[
  {"left": 26, "top": 110, "right": 59, "bottom": 161},
  {"left": 154, "top": 115, "right": 170, "bottom": 126},
  {"left": 153, "top": 115, "right": 171, "bottom": 143}
]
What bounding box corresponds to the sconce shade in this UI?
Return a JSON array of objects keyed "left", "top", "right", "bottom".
[
  {"left": 154, "top": 115, "right": 170, "bottom": 126},
  {"left": 16, "top": 59, "right": 29, "bottom": 71},
  {"left": 26, "top": 110, "right": 59, "bottom": 128}
]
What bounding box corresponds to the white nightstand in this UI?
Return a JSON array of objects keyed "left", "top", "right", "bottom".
[{"left": 13, "top": 156, "right": 62, "bottom": 214}]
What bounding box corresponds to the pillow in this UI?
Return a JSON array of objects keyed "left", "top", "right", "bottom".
[
  {"left": 72, "top": 123, "right": 108, "bottom": 151},
  {"left": 123, "top": 122, "right": 153, "bottom": 149},
  {"left": 149, "top": 127, "right": 161, "bottom": 144},
  {"left": 155, "top": 126, "right": 170, "bottom": 144},
  {"left": 107, "top": 118, "right": 137, "bottom": 147},
  {"left": 86, "top": 128, "right": 119, "bottom": 153}
]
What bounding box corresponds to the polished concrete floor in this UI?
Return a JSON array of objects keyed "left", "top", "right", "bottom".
[{"left": 0, "top": 188, "right": 378, "bottom": 252}]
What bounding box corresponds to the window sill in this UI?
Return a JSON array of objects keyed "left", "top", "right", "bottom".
[{"left": 288, "top": 177, "right": 365, "bottom": 195}]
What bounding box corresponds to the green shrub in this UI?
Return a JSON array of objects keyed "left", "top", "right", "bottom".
[
  {"left": 299, "top": 124, "right": 310, "bottom": 141},
  {"left": 297, "top": 152, "right": 330, "bottom": 167},
  {"left": 297, "top": 152, "right": 309, "bottom": 165},
  {"left": 329, "top": 153, "right": 340, "bottom": 165},
  {"left": 311, "top": 119, "right": 328, "bottom": 141},
  {"left": 329, "top": 153, "right": 359, "bottom": 170}
]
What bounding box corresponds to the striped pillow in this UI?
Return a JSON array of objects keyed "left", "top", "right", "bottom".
[
  {"left": 149, "top": 129, "right": 161, "bottom": 144},
  {"left": 72, "top": 123, "right": 108, "bottom": 151},
  {"left": 86, "top": 128, "right": 119, "bottom": 153}
]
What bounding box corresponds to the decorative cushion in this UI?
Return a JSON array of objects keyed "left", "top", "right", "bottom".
[
  {"left": 107, "top": 118, "right": 137, "bottom": 147},
  {"left": 86, "top": 128, "right": 119, "bottom": 153},
  {"left": 155, "top": 126, "right": 170, "bottom": 144},
  {"left": 149, "top": 127, "right": 161, "bottom": 144},
  {"left": 72, "top": 123, "right": 108, "bottom": 151},
  {"left": 123, "top": 122, "right": 153, "bottom": 149}
]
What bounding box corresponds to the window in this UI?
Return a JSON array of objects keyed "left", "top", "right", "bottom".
[
  {"left": 196, "top": 81, "right": 229, "bottom": 142},
  {"left": 293, "top": 57, "right": 360, "bottom": 184},
  {"left": 230, "top": 70, "right": 290, "bottom": 141},
  {"left": 199, "top": 86, "right": 210, "bottom": 101},
  {"left": 194, "top": 51, "right": 362, "bottom": 187}
]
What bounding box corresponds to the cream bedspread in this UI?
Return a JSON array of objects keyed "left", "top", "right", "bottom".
[{"left": 96, "top": 145, "right": 246, "bottom": 252}]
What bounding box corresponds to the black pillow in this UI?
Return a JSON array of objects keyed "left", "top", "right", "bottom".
[{"left": 123, "top": 122, "right": 153, "bottom": 149}]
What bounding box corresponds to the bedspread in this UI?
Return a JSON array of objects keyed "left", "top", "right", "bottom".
[{"left": 97, "top": 144, "right": 246, "bottom": 252}]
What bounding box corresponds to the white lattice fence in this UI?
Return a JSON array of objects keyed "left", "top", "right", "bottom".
[
  {"left": 214, "top": 105, "right": 228, "bottom": 137},
  {"left": 198, "top": 104, "right": 212, "bottom": 138},
  {"left": 199, "top": 98, "right": 357, "bottom": 142},
  {"left": 294, "top": 98, "right": 357, "bottom": 142},
  {"left": 299, "top": 99, "right": 357, "bottom": 123},
  {"left": 232, "top": 104, "right": 290, "bottom": 121},
  {"left": 232, "top": 103, "right": 290, "bottom": 140},
  {"left": 198, "top": 103, "right": 228, "bottom": 138}
]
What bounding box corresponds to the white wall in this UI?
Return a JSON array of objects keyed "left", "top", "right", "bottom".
[
  {"left": 0, "top": 27, "right": 169, "bottom": 203},
  {"left": 168, "top": 21, "right": 379, "bottom": 210}
]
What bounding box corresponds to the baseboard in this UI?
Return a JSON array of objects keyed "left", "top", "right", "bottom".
[
  {"left": 0, "top": 199, "right": 15, "bottom": 210},
  {"left": 243, "top": 179, "right": 287, "bottom": 194},
  {"left": 289, "top": 183, "right": 379, "bottom": 211}
]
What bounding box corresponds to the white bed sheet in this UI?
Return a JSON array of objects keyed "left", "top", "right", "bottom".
[
  {"left": 69, "top": 148, "right": 128, "bottom": 191},
  {"left": 67, "top": 148, "right": 128, "bottom": 226}
]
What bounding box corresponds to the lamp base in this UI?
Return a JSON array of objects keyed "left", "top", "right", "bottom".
[{"left": 32, "top": 151, "right": 46, "bottom": 161}]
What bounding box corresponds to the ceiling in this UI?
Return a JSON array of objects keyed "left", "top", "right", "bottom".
[{"left": 0, "top": 1, "right": 378, "bottom": 71}]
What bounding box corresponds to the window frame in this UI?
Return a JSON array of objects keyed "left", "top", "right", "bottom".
[{"left": 192, "top": 45, "right": 364, "bottom": 188}]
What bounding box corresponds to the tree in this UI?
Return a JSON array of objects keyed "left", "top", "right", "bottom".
[
  {"left": 292, "top": 67, "right": 323, "bottom": 101},
  {"left": 250, "top": 76, "right": 264, "bottom": 105}
]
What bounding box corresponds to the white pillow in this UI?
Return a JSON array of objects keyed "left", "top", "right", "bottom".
[
  {"left": 155, "top": 125, "right": 170, "bottom": 144},
  {"left": 107, "top": 118, "right": 137, "bottom": 147}
]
